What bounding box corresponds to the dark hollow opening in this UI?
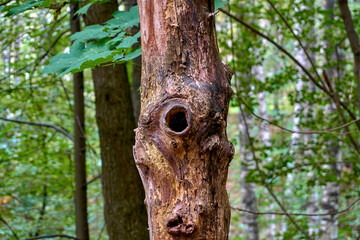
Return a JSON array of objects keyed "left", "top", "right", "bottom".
[
  {"left": 167, "top": 215, "right": 183, "bottom": 228},
  {"left": 167, "top": 111, "right": 188, "bottom": 133}
]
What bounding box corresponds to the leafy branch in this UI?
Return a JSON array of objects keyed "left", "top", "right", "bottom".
[{"left": 42, "top": 6, "right": 141, "bottom": 77}]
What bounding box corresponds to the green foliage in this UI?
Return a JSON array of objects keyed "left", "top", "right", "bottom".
[
  {"left": 215, "top": 0, "right": 229, "bottom": 10},
  {"left": 75, "top": 2, "right": 92, "bottom": 16},
  {"left": 2, "top": 0, "right": 45, "bottom": 16},
  {"left": 43, "top": 6, "right": 141, "bottom": 77}
]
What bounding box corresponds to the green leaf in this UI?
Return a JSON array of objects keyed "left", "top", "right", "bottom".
[
  {"left": 215, "top": 0, "right": 229, "bottom": 10},
  {"left": 75, "top": 3, "right": 92, "bottom": 16},
  {"left": 70, "top": 25, "right": 108, "bottom": 43},
  {"left": 43, "top": 5, "right": 141, "bottom": 77},
  {"left": 119, "top": 48, "right": 141, "bottom": 62},
  {"left": 107, "top": 32, "right": 126, "bottom": 46},
  {"left": 4, "top": 0, "right": 44, "bottom": 16},
  {"left": 106, "top": 6, "right": 140, "bottom": 30},
  {"left": 116, "top": 32, "right": 140, "bottom": 49}
]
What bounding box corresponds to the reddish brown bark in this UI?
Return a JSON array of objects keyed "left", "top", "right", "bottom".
[{"left": 134, "top": 1, "right": 234, "bottom": 239}]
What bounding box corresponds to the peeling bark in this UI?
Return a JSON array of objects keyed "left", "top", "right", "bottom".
[{"left": 134, "top": 1, "right": 234, "bottom": 239}]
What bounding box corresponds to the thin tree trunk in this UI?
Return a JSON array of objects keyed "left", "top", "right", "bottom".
[
  {"left": 124, "top": 0, "right": 141, "bottom": 124},
  {"left": 134, "top": 0, "right": 234, "bottom": 239},
  {"left": 70, "top": 3, "right": 89, "bottom": 240},
  {"left": 238, "top": 110, "right": 259, "bottom": 240},
  {"left": 255, "top": 18, "right": 275, "bottom": 239},
  {"left": 84, "top": 1, "right": 149, "bottom": 239},
  {"left": 338, "top": 0, "right": 360, "bottom": 116},
  {"left": 320, "top": 1, "right": 342, "bottom": 239}
]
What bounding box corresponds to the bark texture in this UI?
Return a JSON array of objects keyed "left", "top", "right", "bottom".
[
  {"left": 70, "top": 3, "right": 89, "bottom": 240},
  {"left": 134, "top": 1, "right": 234, "bottom": 239},
  {"left": 84, "top": 1, "right": 149, "bottom": 239}
]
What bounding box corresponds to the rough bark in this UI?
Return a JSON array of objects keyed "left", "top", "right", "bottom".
[
  {"left": 131, "top": 55, "right": 142, "bottom": 124},
  {"left": 70, "top": 3, "right": 89, "bottom": 240},
  {"left": 134, "top": 1, "right": 234, "bottom": 239},
  {"left": 84, "top": 1, "right": 149, "bottom": 239}
]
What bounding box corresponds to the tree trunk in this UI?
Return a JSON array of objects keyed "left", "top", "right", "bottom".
[
  {"left": 338, "top": 0, "right": 360, "bottom": 116},
  {"left": 238, "top": 110, "right": 259, "bottom": 240},
  {"left": 84, "top": 1, "right": 149, "bottom": 239},
  {"left": 124, "top": 0, "right": 142, "bottom": 124},
  {"left": 70, "top": 3, "right": 89, "bottom": 240},
  {"left": 320, "top": 1, "right": 342, "bottom": 239},
  {"left": 134, "top": 0, "right": 234, "bottom": 239}
]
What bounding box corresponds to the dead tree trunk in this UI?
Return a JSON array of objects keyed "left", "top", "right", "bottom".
[
  {"left": 70, "top": 3, "right": 89, "bottom": 240},
  {"left": 134, "top": 1, "right": 234, "bottom": 239}
]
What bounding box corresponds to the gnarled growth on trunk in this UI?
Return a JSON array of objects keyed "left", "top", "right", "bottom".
[{"left": 134, "top": 1, "right": 234, "bottom": 239}]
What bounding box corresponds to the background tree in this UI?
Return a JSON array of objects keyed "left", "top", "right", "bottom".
[{"left": 83, "top": 1, "right": 148, "bottom": 239}]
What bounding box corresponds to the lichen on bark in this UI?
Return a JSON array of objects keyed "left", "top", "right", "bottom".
[{"left": 134, "top": 0, "right": 234, "bottom": 239}]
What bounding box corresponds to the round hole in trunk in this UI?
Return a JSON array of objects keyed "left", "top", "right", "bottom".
[{"left": 163, "top": 105, "right": 191, "bottom": 135}]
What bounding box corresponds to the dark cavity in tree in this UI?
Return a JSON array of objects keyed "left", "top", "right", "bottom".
[{"left": 166, "top": 107, "right": 188, "bottom": 133}]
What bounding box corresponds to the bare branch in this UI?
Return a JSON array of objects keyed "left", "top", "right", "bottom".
[
  {"left": 85, "top": 174, "right": 101, "bottom": 187},
  {"left": 0, "top": 30, "right": 70, "bottom": 82},
  {"left": 0, "top": 0, "right": 11, "bottom": 7},
  {"left": 232, "top": 197, "right": 360, "bottom": 217},
  {"left": 265, "top": 0, "right": 325, "bottom": 88},
  {"left": 0, "top": 216, "right": 19, "bottom": 240},
  {"left": 25, "top": 234, "right": 78, "bottom": 240},
  {"left": 219, "top": 8, "right": 360, "bottom": 130},
  {"left": 0, "top": 117, "right": 74, "bottom": 142},
  {"left": 322, "top": 71, "right": 360, "bottom": 153},
  {"left": 237, "top": 91, "right": 314, "bottom": 239},
  {"left": 237, "top": 94, "right": 360, "bottom": 135}
]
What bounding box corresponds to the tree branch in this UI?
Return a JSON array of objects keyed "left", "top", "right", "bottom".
[
  {"left": 0, "top": 216, "right": 19, "bottom": 240},
  {"left": 219, "top": 8, "right": 360, "bottom": 130},
  {"left": 0, "top": 117, "right": 74, "bottom": 142},
  {"left": 237, "top": 90, "right": 314, "bottom": 239},
  {"left": 0, "top": 0, "right": 11, "bottom": 7},
  {"left": 85, "top": 174, "right": 101, "bottom": 187},
  {"left": 25, "top": 234, "right": 78, "bottom": 240},
  {"left": 0, "top": 30, "right": 70, "bottom": 82},
  {"left": 237, "top": 94, "right": 360, "bottom": 135},
  {"left": 265, "top": 0, "right": 325, "bottom": 88},
  {"left": 231, "top": 197, "right": 360, "bottom": 216}
]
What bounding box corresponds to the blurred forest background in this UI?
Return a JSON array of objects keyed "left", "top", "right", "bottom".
[{"left": 1, "top": 0, "right": 360, "bottom": 239}]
